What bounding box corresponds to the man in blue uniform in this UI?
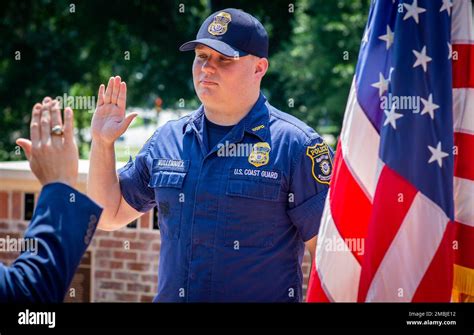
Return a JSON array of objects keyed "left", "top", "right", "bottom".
[
  {"left": 88, "top": 8, "right": 333, "bottom": 302},
  {"left": 0, "top": 98, "right": 102, "bottom": 302}
]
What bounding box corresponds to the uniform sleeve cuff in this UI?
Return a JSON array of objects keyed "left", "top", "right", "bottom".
[{"left": 287, "top": 189, "right": 328, "bottom": 241}]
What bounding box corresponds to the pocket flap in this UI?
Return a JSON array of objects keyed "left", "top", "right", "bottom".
[
  {"left": 149, "top": 171, "right": 186, "bottom": 188},
  {"left": 226, "top": 179, "right": 281, "bottom": 201}
]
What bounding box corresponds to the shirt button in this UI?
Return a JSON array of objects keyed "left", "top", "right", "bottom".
[
  {"left": 190, "top": 273, "right": 196, "bottom": 280},
  {"left": 193, "top": 238, "right": 199, "bottom": 244}
]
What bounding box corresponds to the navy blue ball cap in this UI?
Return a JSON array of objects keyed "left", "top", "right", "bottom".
[{"left": 179, "top": 8, "right": 269, "bottom": 58}]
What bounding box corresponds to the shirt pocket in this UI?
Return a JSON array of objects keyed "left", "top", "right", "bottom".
[
  {"left": 148, "top": 159, "right": 189, "bottom": 240},
  {"left": 224, "top": 171, "right": 283, "bottom": 248}
]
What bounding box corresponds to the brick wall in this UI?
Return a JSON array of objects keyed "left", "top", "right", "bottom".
[
  {"left": 0, "top": 189, "right": 312, "bottom": 301},
  {"left": 90, "top": 211, "right": 160, "bottom": 302}
]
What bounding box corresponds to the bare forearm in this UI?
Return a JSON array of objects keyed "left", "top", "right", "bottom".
[
  {"left": 87, "top": 141, "right": 122, "bottom": 224},
  {"left": 305, "top": 235, "right": 317, "bottom": 277},
  {"left": 305, "top": 235, "right": 317, "bottom": 264}
]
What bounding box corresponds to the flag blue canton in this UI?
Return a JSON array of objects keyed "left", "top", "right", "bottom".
[{"left": 355, "top": 0, "right": 454, "bottom": 219}]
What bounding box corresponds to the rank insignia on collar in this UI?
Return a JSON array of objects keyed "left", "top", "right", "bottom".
[
  {"left": 306, "top": 142, "right": 332, "bottom": 185},
  {"left": 248, "top": 142, "right": 270, "bottom": 167},
  {"left": 251, "top": 124, "right": 265, "bottom": 132}
]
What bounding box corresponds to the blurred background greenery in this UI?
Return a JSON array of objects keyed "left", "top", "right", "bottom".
[{"left": 0, "top": 0, "right": 370, "bottom": 161}]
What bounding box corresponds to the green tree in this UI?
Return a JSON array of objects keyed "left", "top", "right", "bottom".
[
  {"left": 0, "top": 0, "right": 209, "bottom": 160},
  {"left": 267, "top": 0, "right": 370, "bottom": 137},
  {"left": 0, "top": 0, "right": 369, "bottom": 160}
]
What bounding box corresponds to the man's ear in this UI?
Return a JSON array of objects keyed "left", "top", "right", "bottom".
[{"left": 254, "top": 57, "right": 269, "bottom": 80}]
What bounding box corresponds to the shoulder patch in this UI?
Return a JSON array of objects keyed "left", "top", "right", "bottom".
[{"left": 306, "top": 142, "right": 332, "bottom": 185}]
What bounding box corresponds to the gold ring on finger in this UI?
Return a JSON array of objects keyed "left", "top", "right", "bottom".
[{"left": 51, "top": 125, "right": 64, "bottom": 136}]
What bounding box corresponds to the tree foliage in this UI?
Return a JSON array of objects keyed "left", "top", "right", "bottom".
[{"left": 0, "top": 0, "right": 369, "bottom": 160}]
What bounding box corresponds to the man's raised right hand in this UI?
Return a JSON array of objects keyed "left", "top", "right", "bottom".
[{"left": 91, "top": 76, "right": 137, "bottom": 145}]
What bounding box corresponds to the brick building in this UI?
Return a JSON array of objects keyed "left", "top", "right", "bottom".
[{"left": 0, "top": 160, "right": 312, "bottom": 302}]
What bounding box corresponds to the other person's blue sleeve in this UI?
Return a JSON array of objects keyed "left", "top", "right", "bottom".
[{"left": 0, "top": 182, "right": 102, "bottom": 302}]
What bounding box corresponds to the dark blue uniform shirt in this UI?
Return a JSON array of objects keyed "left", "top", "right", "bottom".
[
  {"left": 205, "top": 116, "right": 234, "bottom": 152},
  {"left": 118, "top": 93, "right": 333, "bottom": 302}
]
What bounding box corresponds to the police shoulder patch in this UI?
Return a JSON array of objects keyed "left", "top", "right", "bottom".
[{"left": 306, "top": 142, "right": 332, "bottom": 185}]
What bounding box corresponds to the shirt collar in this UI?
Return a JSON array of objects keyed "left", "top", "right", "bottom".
[{"left": 182, "top": 92, "right": 270, "bottom": 143}]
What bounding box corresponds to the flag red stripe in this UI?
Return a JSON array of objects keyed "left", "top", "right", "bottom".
[
  {"left": 454, "top": 221, "right": 474, "bottom": 269},
  {"left": 412, "top": 222, "right": 455, "bottom": 302},
  {"left": 454, "top": 132, "right": 474, "bottom": 180},
  {"left": 453, "top": 44, "right": 474, "bottom": 88},
  {"left": 357, "top": 165, "right": 418, "bottom": 301},
  {"left": 306, "top": 262, "right": 330, "bottom": 302},
  {"left": 329, "top": 144, "right": 372, "bottom": 264}
]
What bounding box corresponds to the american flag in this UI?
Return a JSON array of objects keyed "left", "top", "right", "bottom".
[
  {"left": 307, "top": 0, "right": 474, "bottom": 302},
  {"left": 452, "top": 0, "right": 474, "bottom": 303}
]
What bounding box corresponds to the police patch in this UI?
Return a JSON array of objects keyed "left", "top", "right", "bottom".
[
  {"left": 306, "top": 142, "right": 332, "bottom": 185},
  {"left": 208, "top": 11, "right": 232, "bottom": 36},
  {"left": 248, "top": 142, "right": 270, "bottom": 168}
]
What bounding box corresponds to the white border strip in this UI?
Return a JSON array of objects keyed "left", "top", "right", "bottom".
[
  {"left": 366, "top": 192, "right": 449, "bottom": 301},
  {"left": 454, "top": 176, "right": 474, "bottom": 226},
  {"left": 452, "top": 0, "right": 474, "bottom": 43},
  {"left": 454, "top": 88, "right": 474, "bottom": 134},
  {"left": 340, "top": 81, "right": 381, "bottom": 201},
  {"left": 316, "top": 193, "right": 361, "bottom": 302}
]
